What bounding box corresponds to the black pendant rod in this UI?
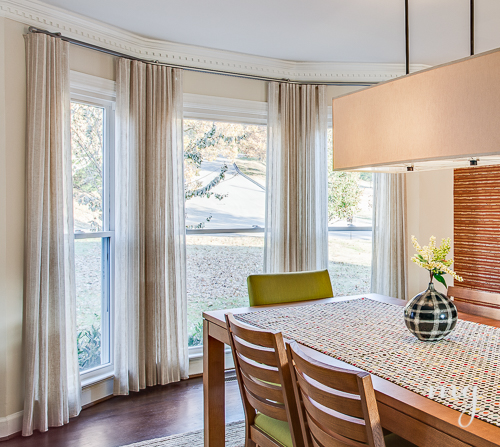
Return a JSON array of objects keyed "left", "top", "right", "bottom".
[
  {"left": 405, "top": 0, "right": 410, "bottom": 75},
  {"left": 28, "top": 26, "right": 374, "bottom": 87},
  {"left": 470, "top": 0, "right": 475, "bottom": 56}
]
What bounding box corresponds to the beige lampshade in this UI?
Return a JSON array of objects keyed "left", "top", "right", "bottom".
[{"left": 332, "top": 48, "right": 500, "bottom": 172}]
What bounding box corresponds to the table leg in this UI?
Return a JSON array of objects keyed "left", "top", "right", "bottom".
[{"left": 203, "top": 319, "right": 226, "bottom": 447}]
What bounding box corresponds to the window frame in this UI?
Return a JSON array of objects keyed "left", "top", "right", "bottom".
[{"left": 70, "top": 72, "right": 116, "bottom": 385}]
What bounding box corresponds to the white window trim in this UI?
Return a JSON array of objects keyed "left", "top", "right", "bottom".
[
  {"left": 183, "top": 93, "right": 267, "bottom": 125},
  {"left": 71, "top": 71, "right": 116, "bottom": 386}
]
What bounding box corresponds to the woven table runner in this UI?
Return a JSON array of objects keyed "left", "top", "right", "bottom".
[{"left": 234, "top": 297, "right": 500, "bottom": 427}]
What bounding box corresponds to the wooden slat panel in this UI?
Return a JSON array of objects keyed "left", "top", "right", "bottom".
[
  {"left": 295, "top": 370, "right": 364, "bottom": 419},
  {"left": 240, "top": 370, "right": 284, "bottom": 403},
  {"left": 228, "top": 318, "right": 276, "bottom": 348},
  {"left": 233, "top": 337, "right": 278, "bottom": 367},
  {"left": 454, "top": 166, "right": 500, "bottom": 294},
  {"left": 291, "top": 348, "right": 360, "bottom": 395},
  {"left": 246, "top": 389, "right": 288, "bottom": 422},
  {"left": 237, "top": 353, "right": 281, "bottom": 384},
  {"left": 307, "top": 415, "right": 368, "bottom": 447},
  {"left": 302, "top": 395, "right": 368, "bottom": 443}
]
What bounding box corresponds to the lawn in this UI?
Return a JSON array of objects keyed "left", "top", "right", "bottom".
[{"left": 186, "top": 232, "right": 372, "bottom": 345}]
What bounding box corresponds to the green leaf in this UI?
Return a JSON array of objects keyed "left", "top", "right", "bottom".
[
  {"left": 434, "top": 273, "right": 447, "bottom": 289},
  {"left": 417, "top": 254, "right": 425, "bottom": 262}
]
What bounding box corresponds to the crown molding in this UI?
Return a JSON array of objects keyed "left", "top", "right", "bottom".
[{"left": 0, "top": 0, "right": 430, "bottom": 82}]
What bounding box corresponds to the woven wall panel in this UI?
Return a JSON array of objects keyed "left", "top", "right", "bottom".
[{"left": 454, "top": 165, "right": 500, "bottom": 293}]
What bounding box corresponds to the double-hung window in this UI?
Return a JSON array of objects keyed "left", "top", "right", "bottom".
[{"left": 70, "top": 73, "right": 115, "bottom": 383}]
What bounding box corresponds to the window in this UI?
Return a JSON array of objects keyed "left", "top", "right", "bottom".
[
  {"left": 327, "top": 126, "right": 373, "bottom": 297},
  {"left": 70, "top": 83, "right": 115, "bottom": 379},
  {"left": 184, "top": 119, "right": 267, "bottom": 347},
  {"left": 183, "top": 93, "right": 268, "bottom": 348}
]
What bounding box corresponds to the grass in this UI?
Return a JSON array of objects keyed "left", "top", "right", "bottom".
[
  {"left": 74, "top": 238, "right": 102, "bottom": 333},
  {"left": 186, "top": 233, "right": 372, "bottom": 346}
]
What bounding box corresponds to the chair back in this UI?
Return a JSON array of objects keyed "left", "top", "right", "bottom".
[
  {"left": 287, "top": 341, "right": 385, "bottom": 447},
  {"left": 247, "top": 270, "right": 333, "bottom": 306},
  {"left": 225, "top": 313, "right": 303, "bottom": 447},
  {"left": 448, "top": 286, "right": 500, "bottom": 320}
]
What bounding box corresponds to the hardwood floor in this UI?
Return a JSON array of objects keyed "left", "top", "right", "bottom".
[{"left": 3, "top": 377, "right": 244, "bottom": 447}]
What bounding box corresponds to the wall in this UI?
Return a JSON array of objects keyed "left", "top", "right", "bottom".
[
  {"left": 406, "top": 169, "right": 455, "bottom": 299},
  {"left": 0, "top": 17, "right": 27, "bottom": 438}
]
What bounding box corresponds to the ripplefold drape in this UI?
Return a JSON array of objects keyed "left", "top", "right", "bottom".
[
  {"left": 113, "top": 59, "right": 188, "bottom": 394},
  {"left": 264, "top": 82, "right": 328, "bottom": 273},
  {"left": 22, "top": 32, "right": 81, "bottom": 436},
  {"left": 371, "top": 173, "right": 408, "bottom": 300}
]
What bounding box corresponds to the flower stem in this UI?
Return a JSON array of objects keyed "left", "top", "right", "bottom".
[{"left": 429, "top": 270, "right": 434, "bottom": 283}]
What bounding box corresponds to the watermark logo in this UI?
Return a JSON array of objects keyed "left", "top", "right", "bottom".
[{"left": 428, "top": 384, "right": 478, "bottom": 428}]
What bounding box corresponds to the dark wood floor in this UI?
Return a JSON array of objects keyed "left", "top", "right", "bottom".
[{"left": 3, "top": 377, "right": 244, "bottom": 447}]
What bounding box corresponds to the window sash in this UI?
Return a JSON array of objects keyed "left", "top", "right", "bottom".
[{"left": 71, "top": 93, "right": 115, "bottom": 378}]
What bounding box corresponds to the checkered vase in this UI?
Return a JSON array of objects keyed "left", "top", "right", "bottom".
[{"left": 404, "top": 282, "right": 457, "bottom": 342}]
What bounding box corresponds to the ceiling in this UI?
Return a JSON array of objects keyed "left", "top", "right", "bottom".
[{"left": 39, "top": 0, "right": 500, "bottom": 66}]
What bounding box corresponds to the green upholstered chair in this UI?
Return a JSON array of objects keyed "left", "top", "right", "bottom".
[
  {"left": 247, "top": 269, "right": 333, "bottom": 307},
  {"left": 225, "top": 313, "right": 304, "bottom": 447}
]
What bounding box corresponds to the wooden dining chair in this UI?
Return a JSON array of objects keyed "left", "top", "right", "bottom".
[
  {"left": 448, "top": 286, "right": 500, "bottom": 320},
  {"left": 247, "top": 270, "right": 333, "bottom": 307},
  {"left": 225, "top": 313, "right": 305, "bottom": 447},
  {"left": 286, "top": 341, "right": 416, "bottom": 447}
]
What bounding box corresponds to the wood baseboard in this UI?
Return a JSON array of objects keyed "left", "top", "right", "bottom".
[
  {"left": 81, "top": 394, "right": 115, "bottom": 410},
  {"left": 0, "top": 430, "right": 21, "bottom": 442}
]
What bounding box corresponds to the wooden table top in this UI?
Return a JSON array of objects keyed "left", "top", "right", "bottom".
[{"left": 203, "top": 293, "right": 500, "bottom": 447}]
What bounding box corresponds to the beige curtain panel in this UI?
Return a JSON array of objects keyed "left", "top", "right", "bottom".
[
  {"left": 265, "top": 82, "right": 329, "bottom": 273},
  {"left": 114, "top": 59, "right": 188, "bottom": 394},
  {"left": 22, "top": 33, "right": 81, "bottom": 436},
  {"left": 371, "top": 173, "right": 408, "bottom": 300}
]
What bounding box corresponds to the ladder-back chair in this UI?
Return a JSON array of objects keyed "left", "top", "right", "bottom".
[{"left": 226, "top": 313, "right": 304, "bottom": 447}]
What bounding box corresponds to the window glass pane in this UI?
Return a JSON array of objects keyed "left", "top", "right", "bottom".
[
  {"left": 71, "top": 102, "right": 104, "bottom": 232},
  {"left": 184, "top": 119, "right": 267, "bottom": 346},
  {"left": 327, "top": 128, "right": 372, "bottom": 296},
  {"left": 75, "top": 238, "right": 105, "bottom": 371},
  {"left": 327, "top": 128, "right": 373, "bottom": 228},
  {"left": 184, "top": 120, "right": 267, "bottom": 229},
  {"left": 328, "top": 230, "right": 372, "bottom": 296},
  {"left": 186, "top": 233, "right": 263, "bottom": 346}
]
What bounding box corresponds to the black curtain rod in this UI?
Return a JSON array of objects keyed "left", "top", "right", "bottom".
[
  {"left": 405, "top": 0, "right": 410, "bottom": 75},
  {"left": 470, "top": 0, "right": 475, "bottom": 56},
  {"left": 28, "top": 27, "right": 376, "bottom": 87}
]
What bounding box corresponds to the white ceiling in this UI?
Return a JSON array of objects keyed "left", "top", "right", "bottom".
[{"left": 39, "top": 0, "right": 500, "bottom": 66}]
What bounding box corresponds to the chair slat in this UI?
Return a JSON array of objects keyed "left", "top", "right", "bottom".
[
  {"left": 296, "top": 369, "right": 364, "bottom": 419},
  {"left": 229, "top": 318, "right": 276, "bottom": 348},
  {"left": 238, "top": 352, "right": 281, "bottom": 384},
  {"left": 246, "top": 388, "right": 288, "bottom": 422},
  {"left": 241, "top": 370, "right": 284, "bottom": 404},
  {"left": 301, "top": 393, "right": 368, "bottom": 443},
  {"left": 308, "top": 414, "right": 367, "bottom": 447},
  {"left": 233, "top": 336, "right": 278, "bottom": 367},
  {"left": 291, "top": 346, "right": 360, "bottom": 394}
]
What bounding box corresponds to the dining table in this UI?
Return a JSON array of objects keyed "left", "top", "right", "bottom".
[{"left": 202, "top": 293, "right": 500, "bottom": 447}]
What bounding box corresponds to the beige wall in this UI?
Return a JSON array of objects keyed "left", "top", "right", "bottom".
[
  {"left": 0, "top": 17, "right": 27, "bottom": 421},
  {"left": 406, "top": 169, "right": 454, "bottom": 299},
  {"left": 0, "top": 15, "right": 7, "bottom": 420}
]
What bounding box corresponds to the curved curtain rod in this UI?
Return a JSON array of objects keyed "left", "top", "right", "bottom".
[{"left": 28, "top": 26, "right": 376, "bottom": 87}]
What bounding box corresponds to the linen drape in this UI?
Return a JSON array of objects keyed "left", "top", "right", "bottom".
[
  {"left": 371, "top": 173, "right": 407, "bottom": 300},
  {"left": 264, "top": 82, "right": 328, "bottom": 273},
  {"left": 22, "top": 33, "right": 81, "bottom": 436},
  {"left": 114, "top": 59, "right": 188, "bottom": 394}
]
